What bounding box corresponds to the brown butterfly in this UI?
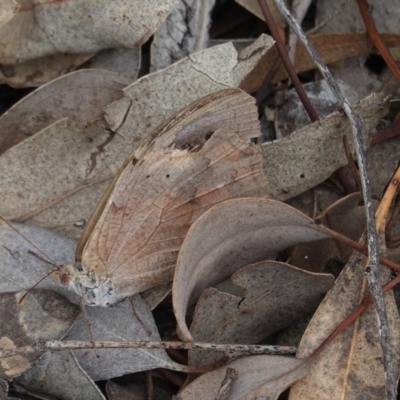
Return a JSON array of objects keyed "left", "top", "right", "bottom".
[{"left": 51, "top": 88, "right": 269, "bottom": 306}]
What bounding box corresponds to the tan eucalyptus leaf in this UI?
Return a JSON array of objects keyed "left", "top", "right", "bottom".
[
  {"left": 289, "top": 238, "right": 400, "bottom": 399},
  {"left": 0, "top": 0, "right": 178, "bottom": 64},
  {"left": 178, "top": 355, "right": 310, "bottom": 400},
  {"left": 188, "top": 261, "right": 334, "bottom": 366},
  {"left": 0, "top": 290, "right": 79, "bottom": 379},
  {"left": 172, "top": 198, "right": 333, "bottom": 341},
  {"left": 0, "top": 69, "right": 131, "bottom": 154}
]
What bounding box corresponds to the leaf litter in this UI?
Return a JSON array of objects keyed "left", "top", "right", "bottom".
[{"left": 1, "top": 0, "right": 400, "bottom": 398}]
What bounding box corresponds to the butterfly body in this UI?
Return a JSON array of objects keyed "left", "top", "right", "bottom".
[{"left": 52, "top": 89, "right": 269, "bottom": 306}]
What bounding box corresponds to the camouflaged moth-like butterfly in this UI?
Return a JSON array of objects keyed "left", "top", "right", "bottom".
[{"left": 51, "top": 88, "right": 269, "bottom": 306}]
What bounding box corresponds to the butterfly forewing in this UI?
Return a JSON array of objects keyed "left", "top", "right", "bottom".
[{"left": 79, "top": 89, "right": 269, "bottom": 299}]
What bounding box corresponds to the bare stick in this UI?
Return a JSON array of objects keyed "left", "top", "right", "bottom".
[
  {"left": 0, "top": 340, "right": 296, "bottom": 359},
  {"left": 273, "top": 1, "right": 396, "bottom": 397}
]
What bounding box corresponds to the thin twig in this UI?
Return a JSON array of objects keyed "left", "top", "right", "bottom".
[
  {"left": 257, "top": 0, "right": 319, "bottom": 122},
  {"left": 273, "top": 1, "right": 396, "bottom": 398},
  {"left": 0, "top": 340, "right": 297, "bottom": 359}
]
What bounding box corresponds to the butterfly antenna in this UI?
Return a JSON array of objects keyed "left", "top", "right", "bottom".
[
  {"left": 18, "top": 268, "right": 60, "bottom": 305},
  {"left": 0, "top": 215, "right": 57, "bottom": 265}
]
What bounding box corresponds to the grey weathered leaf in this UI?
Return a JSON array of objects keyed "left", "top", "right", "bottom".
[
  {"left": 86, "top": 47, "right": 141, "bottom": 80},
  {"left": 189, "top": 261, "right": 333, "bottom": 366},
  {"left": 0, "top": 69, "right": 131, "bottom": 154},
  {"left": 15, "top": 351, "right": 106, "bottom": 400},
  {"left": 0, "top": 0, "right": 178, "bottom": 64},
  {"left": 172, "top": 198, "right": 333, "bottom": 341},
  {"left": 0, "top": 290, "right": 79, "bottom": 379},
  {"left": 178, "top": 355, "right": 310, "bottom": 400},
  {"left": 65, "top": 296, "right": 174, "bottom": 381},
  {"left": 0, "top": 37, "right": 273, "bottom": 240},
  {"left": 0, "top": 223, "right": 177, "bottom": 381},
  {"left": 262, "top": 93, "right": 389, "bottom": 200},
  {"left": 0, "top": 221, "right": 76, "bottom": 302}
]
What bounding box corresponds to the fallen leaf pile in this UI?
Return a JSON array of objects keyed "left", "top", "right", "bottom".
[{"left": 1, "top": 0, "right": 400, "bottom": 399}]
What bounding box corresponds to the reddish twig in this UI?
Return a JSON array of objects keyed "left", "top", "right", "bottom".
[
  {"left": 257, "top": 0, "right": 319, "bottom": 122},
  {"left": 356, "top": 0, "right": 400, "bottom": 82}
]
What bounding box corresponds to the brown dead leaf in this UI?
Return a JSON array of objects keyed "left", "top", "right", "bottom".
[
  {"left": 0, "top": 0, "right": 178, "bottom": 64},
  {"left": 241, "top": 33, "right": 400, "bottom": 94},
  {"left": 173, "top": 198, "right": 333, "bottom": 342},
  {"left": 188, "top": 261, "right": 333, "bottom": 366},
  {"left": 178, "top": 355, "right": 310, "bottom": 400},
  {"left": 0, "top": 290, "right": 79, "bottom": 379},
  {"left": 289, "top": 237, "right": 400, "bottom": 399}
]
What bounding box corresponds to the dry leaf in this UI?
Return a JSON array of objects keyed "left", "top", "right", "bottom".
[
  {"left": 0, "top": 37, "right": 273, "bottom": 240},
  {"left": 0, "top": 69, "right": 132, "bottom": 154},
  {"left": 14, "top": 351, "right": 106, "bottom": 400},
  {"left": 65, "top": 296, "right": 174, "bottom": 381},
  {"left": 85, "top": 47, "right": 141, "bottom": 80},
  {"left": 0, "top": 290, "right": 79, "bottom": 379},
  {"left": 291, "top": 193, "right": 379, "bottom": 273},
  {"left": 289, "top": 238, "right": 400, "bottom": 399},
  {"left": 315, "top": 0, "right": 400, "bottom": 98},
  {"left": 189, "top": 261, "right": 333, "bottom": 366},
  {"left": 0, "top": 223, "right": 174, "bottom": 380},
  {"left": 0, "top": 1, "right": 19, "bottom": 26},
  {"left": 0, "top": 222, "right": 77, "bottom": 301},
  {"left": 0, "top": 52, "right": 94, "bottom": 88},
  {"left": 241, "top": 33, "right": 400, "bottom": 94},
  {"left": 172, "top": 198, "right": 333, "bottom": 342},
  {"left": 51, "top": 89, "right": 268, "bottom": 305},
  {"left": 178, "top": 355, "right": 310, "bottom": 400},
  {"left": 0, "top": 0, "right": 178, "bottom": 64},
  {"left": 261, "top": 92, "right": 389, "bottom": 200}
]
